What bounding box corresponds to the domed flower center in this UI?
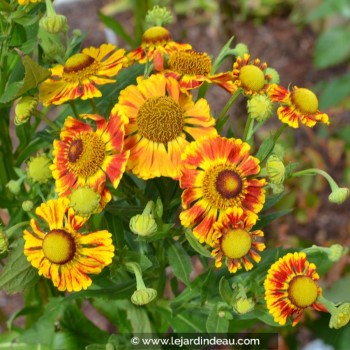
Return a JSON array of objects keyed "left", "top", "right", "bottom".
[
  {"left": 288, "top": 276, "right": 318, "bottom": 308},
  {"left": 168, "top": 51, "right": 212, "bottom": 76},
  {"left": 203, "top": 165, "right": 245, "bottom": 209},
  {"left": 291, "top": 88, "right": 319, "bottom": 114},
  {"left": 137, "top": 96, "right": 184, "bottom": 143},
  {"left": 42, "top": 229, "right": 76, "bottom": 264},
  {"left": 63, "top": 53, "right": 98, "bottom": 81},
  {"left": 239, "top": 65, "right": 265, "bottom": 92},
  {"left": 216, "top": 169, "right": 243, "bottom": 198},
  {"left": 67, "top": 132, "right": 106, "bottom": 177},
  {"left": 142, "top": 26, "right": 171, "bottom": 45},
  {"left": 221, "top": 229, "right": 252, "bottom": 259}
]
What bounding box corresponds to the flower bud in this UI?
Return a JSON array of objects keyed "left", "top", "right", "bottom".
[
  {"left": 328, "top": 244, "right": 348, "bottom": 262},
  {"left": 266, "top": 155, "right": 285, "bottom": 184},
  {"left": 6, "top": 180, "right": 21, "bottom": 195},
  {"left": 329, "top": 303, "right": 350, "bottom": 329},
  {"left": 0, "top": 229, "right": 9, "bottom": 254},
  {"left": 26, "top": 154, "right": 52, "bottom": 183},
  {"left": 69, "top": 187, "right": 101, "bottom": 217},
  {"left": 265, "top": 67, "right": 280, "bottom": 84},
  {"left": 131, "top": 288, "right": 157, "bottom": 306},
  {"left": 22, "top": 200, "right": 34, "bottom": 212},
  {"left": 39, "top": 14, "right": 68, "bottom": 34},
  {"left": 247, "top": 94, "right": 274, "bottom": 122},
  {"left": 130, "top": 201, "right": 158, "bottom": 237},
  {"left": 145, "top": 6, "right": 173, "bottom": 27},
  {"left": 233, "top": 43, "right": 249, "bottom": 58},
  {"left": 328, "top": 187, "right": 349, "bottom": 204},
  {"left": 15, "top": 95, "right": 38, "bottom": 125},
  {"left": 233, "top": 298, "right": 255, "bottom": 314}
]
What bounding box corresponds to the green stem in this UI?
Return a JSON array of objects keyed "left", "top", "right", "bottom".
[
  {"left": 317, "top": 295, "right": 337, "bottom": 314},
  {"left": 89, "top": 99, "right": 98, "bottom": 114},
  {"left": 292, "top": 168, "right": 338, "bottom": 191},
  {"left": 272, "top": 124, "right": 287, "bottom": 143},
  {"left": 216, "top": 88, "right": 242, "bottom": 125},
  {"left": 243, "top": 115, "right": 254, "bottom": 142},
  {"left": 69, "top": 101, "right": 80, "bottom": 119},
  {"left": 33, "top": 110, "right": 59, "bottom": 131},
  {"left": 5, "top": 221, "right": 30, "bottom": 238},
  {"left": 44, "top": 0, "right": 56, "bottom": 17},
  {"left": 126, "top": 262, "right": 146, "bottom": 290}
]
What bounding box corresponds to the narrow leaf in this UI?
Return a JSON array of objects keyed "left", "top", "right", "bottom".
[
  {"left": 219, "top": 277, "right": 234, "bottom": 306},
  {"left": 166, "top": 240, "right": 192, "bottom": 286},
  {"left": 255, "top": 138, "right": 275, "bottom": 163},
  {"left": 185, "top": 229, "right": 212, "bottom": 258},
  {"left": 206, "top": 306, "right": 229, "bottom": 334}
]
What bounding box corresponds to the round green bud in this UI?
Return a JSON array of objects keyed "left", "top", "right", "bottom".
[
  {"left": 0, "top": 229, "right": 9, "bottom": 254},
  {"left": 145, "top": 6, "right": 173, "bottom": 27},
  {"left": 329, "top": 187, "right": 349, "bottom": 204},
  {"left": 266, "top": 155, "right": 285, "bottom": 184},
  {"left": 247, "top": 94, "right": 274, "bottom": 122},
  {"left": 233, "top": 43, "right": 249, "bottom": 58},
  {"left": 265, "top": 67, "right": 280, "bottom": 84},
  {"left": 6, "top": 180, "right": 21, "bottom": 195},
  {"left": 22, "top": 200, "right": 34, "bottom": 212},
  {"left": 131, "top": 288, "right": 157, "bottom": 306},
  {"left": 234, "top": 298, "right": 255, "bottom": 314},
  {"left": 328, "top": 244, "right": 348, "bottom": 262},
  {"left": 130, "top": 214, "right": 157, "bottom": 237},
  {"left": 26, "top": 155, "right": 52, "bottom": 184},
  {"left": 69, "top": 187, "right": 101, "bottom": 217},
  {"left": 39, "top": 14, "right": 68, "bottom": 34},
  {"left": 15, "top": 95, "right": 38, "bottom": 125},
  {"left": 329, "top": 303, "right": 350, "bottom": 329}
]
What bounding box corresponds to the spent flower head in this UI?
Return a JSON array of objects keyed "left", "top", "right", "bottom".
[{"left": 145, "top": 6, "right": 173, "bottom": 27}]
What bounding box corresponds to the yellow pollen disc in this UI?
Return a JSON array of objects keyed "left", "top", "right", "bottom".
[
  {"left": 221, "top": 229, "right": 252, "bottom": 259},
  {"left": 67, "top": 132, "right": 106, "bottom": 177},
  {"left": 203, "top": 165, "right": 245, "bottom": 209},
  {"left": 288, "top": 276, "right": 318, "bottom": 308},
  {"left": 63, "top": 53, "right": 98, "bottom": 81},
  {"left": 168, "top": 51, "right": 212, "bottom": 76},
  {"left": 291, "top": 88, "right": 319, "bottom": 114},
  {"left": 137, "top": 96, "right": 184, "bottom": 143},
  {"left": 42, "top": 229, "right": 76, "bottom": 264},
  {"left": 142, "top": 26, "right": 171, "bottom": 44},
  {"left": 239, "top": 65, "right": 265, "bottom": 92}
]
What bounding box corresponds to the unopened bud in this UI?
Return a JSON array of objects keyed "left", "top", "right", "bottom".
[
  {"left": 22, "top": 200, "right": 34, "bottom": 212},
  {"left": 266, "top": 155, "right": 285, "bottom": 185},
  {"left": 131, "top": 288, "right": 157, "bottom": 305},
  {"left": 39, "top": 15, "right": 68, "bottom": 34},
  {"left": 247, "top": 94, "right": 274, "bottom": 122},
  {"left": 329, "top": 187, "right": 349, "bottom": 204},
  {"left": 233, "top": 43, "right": 249, "bottom": 58},
  {"left": 26, "top": 154, "right": 52, "bottom": 183},
  {"left": 69, "top": 187, "right": 102, "bottom": 217},
  {"left": 15, "top": 95, "right": 38, "bottom": 125},
  {"left": 6, "top": 180, "right": 21, "bottom": 195},
  {"left": 145, "top": 6, "right": 173, "bottom": 27},
  {"left": 130, "top": 201, "right": 157, "bottom": 237},
  {"left": 234, "top": 298, "right": 255, "bottom": 314},
  {"left": 265, "top": 67, "right": 280, "bottom": 84},
  {"left": 329, "top": 303, "right": 350, "bottom": 329}
]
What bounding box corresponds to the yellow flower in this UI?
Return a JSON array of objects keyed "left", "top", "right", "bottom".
[
  {"left": 18, "top": 0, "right": 41, "bottom": 5},
  {"left": 268, "top": 84, "right": 330, "bottom": 128},
  {"left": 39, "top": 44, "right": 127, "bottom": 106},
  {"left": 23, "top": 198, "right": 114, "bottom": 292},
  {"left": 113, "top": 74, "right": 217, "bottom": 180},
  {"left": 264, "top": 252, "right": 326, "bottom": 326}
]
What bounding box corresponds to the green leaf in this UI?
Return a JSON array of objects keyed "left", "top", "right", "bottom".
[
  {"left": 126, "top": 303, "right": 153, "bottom": 333},
  {"left": 0, "top": 81, "right": 24, "bottom": 104},
  {"left": 185, "top": 229, "right": 212, "bottom": 258},
  {"left": 172, "top": 311, "right": 207, "bottom": 333},
  {"left": 262, "top": 192, "right": 287, "bottom": 212},
  {"left": 15, "top": 51, "right": 51, "bottom": 96},
  {"left": 253, "top": 208, "right": 293, "bottom": 230},
  {"left": 219, "top": 277, "right": 234, "bottom": 306},
  {"left": 206, "top": 305, "right": 229, "bottom": 334},
  {"left": 18, "top": 298, "right": 67, "bottom": 346},
  {"left": 255, "top": 138, "right": 275, "bottom": 163},
  {"left": 314, "top": 27, "right": 350, "bottom": 68},
  {"left": 166, "top": 240, "right": 192, "bottom": 286},
  {"left": 98, "top": 12, "right": 134, "bottom": 47},
  {"left": 0, "top": 238, "right": 39, "bottom": 294}
]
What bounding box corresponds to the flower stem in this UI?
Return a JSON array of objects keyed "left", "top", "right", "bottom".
[
  {"left": 69, "top": 101, "right": 80, "bottom": 119},
  {"left": 292, "top": 168, "right": 338, "bottom": 191},
  {"left": 243, "top": 115, "right": 254, "bottom": 143},
  {"left": 272, "top": 124, "right": 287, "bottom": 143},
  {"left": 89, "top": 98, "right": 98, "bottom": 115},
  {"left": 216, "top": 88, "right": 242, "bottom": 126},
  {"left": 126, "top": 262, "right": 146, "bottom": 290},
  {"left": 33, "top": 110, "right": 59, "bottom": 131}
]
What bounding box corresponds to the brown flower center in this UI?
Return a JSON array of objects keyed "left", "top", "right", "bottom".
[
  {"left": 137, "top": 96, "right": 184, "bottom": 143},
  {"left": 168, "top": 50, "right": 212, "bottom": 76},
  {"left": 63, "top": 53, "right": 98, "bottom": 81},
  {"left": 142, "top": 26, "right": 171, "bottom": 45},
  {"left": 67, "top": 132, "right": 106, "bottom": 177},
  {"left": 42, "top": 229, "right": 76, "bottom": 264}
]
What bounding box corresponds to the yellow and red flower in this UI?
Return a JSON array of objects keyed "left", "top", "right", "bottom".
[
  {"left": 162, "top": 50, "right": 233, "bottom": 91},
  {"left": 212, "top": 207, "right": 265, "bottom": 273},
  {"left": 225, "top": 54, "right": 271, "bottom": 95},
  {"left": 127, "top": 26, "right": 192, "bottom": 70},
  {"left": 112, "top": 74, "right": 217, "bottom": 180},
  {"left": 268, "top": 84, "right": 330, "bottom": 128},
  {"left": 51, "top": 113, "right": 129, "bottom": 196},
  {"left": 264, "top": 252, "right": 327, "bottom": 326},
  {"left": 23, "top": 198, "right": 115, "bottom": 292},
  {"left": 40, "top": 44, "right": 127, "bottom": 106},
  {"left": 179, "top": 136, "right": 266, "bottom": 244},
  {"left": 18, "top": 0, "right": 41, "bottom": 4}
]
